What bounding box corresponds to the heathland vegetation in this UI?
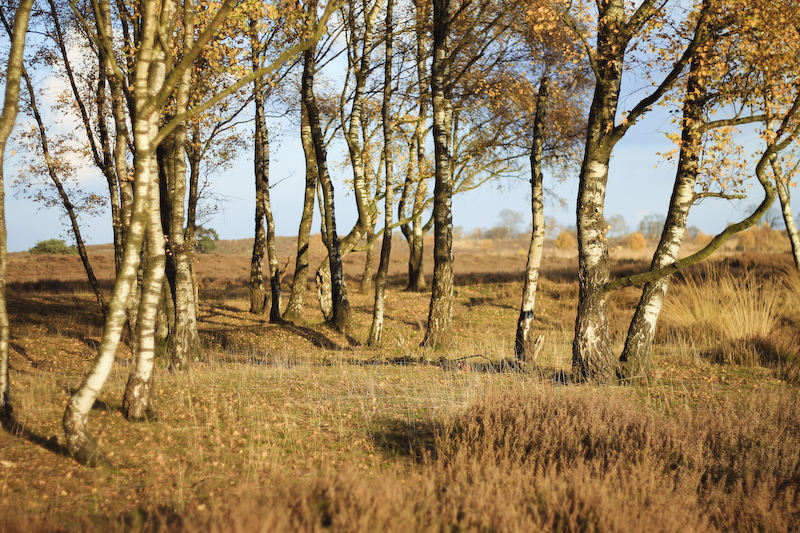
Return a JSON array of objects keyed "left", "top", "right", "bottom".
[
  {"left": 2, "top": 0, "right": 800, "bottom": 530},
  {"left": 0, "top": 237, "right": 798, "bottom": 531}
]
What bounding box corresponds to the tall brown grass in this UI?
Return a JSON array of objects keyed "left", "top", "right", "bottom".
[{"left": 660, "top": 261, "right": 800, "bottom": 379}]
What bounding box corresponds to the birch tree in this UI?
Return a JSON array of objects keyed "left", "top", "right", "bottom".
[
  {"left": 62, "top": 0, "right": 335, "bottom": 463},
  {"left": 618, "top": 0, "right": 800, "bottom": 381},
  {"left": 367, "top": 0, "right": 394, "bottom": 346},
  {"left": 0, "top": 0, "right": 35, "bottom": 418},
  {"left": 569, "top": 0, "right": 715, "bottom": 381}
]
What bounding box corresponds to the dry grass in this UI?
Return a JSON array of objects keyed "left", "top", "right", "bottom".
[
  {"left": 1, "top": 246, "right": 799, "bottom": 531},
  {"left": 660, "top": 259, "right": 800, "bottom": 379}
]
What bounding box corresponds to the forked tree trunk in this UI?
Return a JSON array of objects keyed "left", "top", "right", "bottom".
[
  {"left": 316, "top": 0, "right": 382, "bottom": 316},
  {"left": 399, "top": 8, "right": 429, "bottom": 293},
  {"left": 367, "top": 0, "right": 394, "bottom": 346},
  {"left": 284, "top": 103, "right": 317, "bottom": 322},
  {"left": 515, "top": 77, "right": 548, "bottom": 362},
  {"left": 0, "top": 0, "right": 34, "bottom": 417},
  {"left": 422, "top": 0, "right": 455, "bottom": 348},
  {"left": 123, "top": 163, "right": 166, "bottom": 420},
  {"left": 302, "top": 27, "right": 351, "bottom": 332},
  {"left": 63, "top": 0, "right": 166, "bottom": 464},
  {"left": 619, "top": 39, "right": 708, "bottom": 383},
  {"left": 161, "top": 1, "right": 200, "bottom": 371},
  {"left": 572, "top": 0, "right": 628, "bottom": 383}
]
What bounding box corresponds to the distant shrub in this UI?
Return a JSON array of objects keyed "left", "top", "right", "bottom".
[
  {"left": 736, "top": 222, "right": 783, "bottom": 252},
  {"left": 555, "top": 231, "right": 576, "bottom": 250},
  {"left": 28, "top": 239, "right": 77, "bottom": 255},
  {"left": 628, "top": 232, "right": 646, "bottom": 251},
  {"left": 194, "top": 226, "right": 219, "bottom": 254}
]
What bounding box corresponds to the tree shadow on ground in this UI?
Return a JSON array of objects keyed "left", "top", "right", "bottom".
[
  {"left": 0, "top": 411, "right": 71, "bottom": 458},
  {"left": 368, "top": 416, "right": 439, "bottom": 463}
]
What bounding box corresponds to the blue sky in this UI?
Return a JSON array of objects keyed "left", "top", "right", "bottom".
[{"left": 4, "top": 103, "right": 794, "bottom": 254}]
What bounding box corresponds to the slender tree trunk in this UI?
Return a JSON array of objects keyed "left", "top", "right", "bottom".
[
  {"left": 0, "top": 0, "right": 34, "bottom": 417},
  {"left": 302, "top": 25, "right": 351, "bottom": 332},
  {"left": 262, "top": 128, "right": 282, "bottom": 323},
  {"left": 771, "top": 157, "right": 800, "bottom": 269},
  {"left": 368, "top": 0, "right": 394, "bottom": 346},
  {"left": 46, "top": 0, "right": 125, "bottom": 275},
  {"left": 619, "top": 40, "right": 708, "bottom": 383},
  {"left": 14, "top": 57, "right": 107, "bottom": 317},
  {"left": 400, "top": 8, "right": 429, "bottom": 293},
  {"left": 284, "top": 102, "right": 317, "bottom": 322},
  {"left": 360, "top": 224, "right": 376, "bottom": 293},
  {"left": 93, "top": 0, "right": 134, "bottom": 266},
  {"left": 422, "top": 0, "right": 454, "bottom": 348},
  {"left": 316, "top": 0, "right": 382, "bottom": 314},
  {"left": 515, "top": 77, "right": 549, "bottom": 362},
  {"left": 122, "top": 162, "right": 166, "bottom": 420},
  {"left": 250, "top": 68, "right": 268, "bottom": 315}
]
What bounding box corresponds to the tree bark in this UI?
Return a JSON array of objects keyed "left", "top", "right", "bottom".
[
  {"left": 572, "top": 0, "right": 630, "bottom": 382},
  {"left": 771, "top": 157, "right": 800, "bottom": 270},
  {"left": 360, "top": 224, "right": 376, "bottom": 293},
  {"left": 302, "top": 17, "right": 351, "bottom": 332},
  {"left": 63, "top": 0, "right": 166, "bottom": 464},
  {"left": 0, "top": 0, "right": 34, "bottom": 417},
  {"left": 284, "top": 102, "right": 317, "bottom": 322},
  {"left": 515, "top": 77, "right": 548, "bottom": 362},
  {"left": 250, "top": 45, "right": 269, "bottom": 315},
  {"left": 123, "top": 160, "right": 166, "bottom": 420},
  {"left": 422, "top": 0, "right": 454, "bottom": 348},
  {"left": 368, "top": 0, "right": 394, "bottom": 347},
  {"left": 619, "top": 36, "right": 708, "bottom": 383}
]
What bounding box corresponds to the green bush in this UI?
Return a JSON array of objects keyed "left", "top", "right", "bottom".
[
  {"left": 28, "top": 239, "right": 78, "bottom": 255},
  {"left": 194, "top": 226, "right": 219, "bottom": 254}
]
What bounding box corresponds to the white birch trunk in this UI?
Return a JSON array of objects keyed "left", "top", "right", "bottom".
[
  {"left": 515, "top": 77, "right": 548, "bottom": 363},
  {"left": 0, "top": 0, "right": 34, "bottom": 416}
]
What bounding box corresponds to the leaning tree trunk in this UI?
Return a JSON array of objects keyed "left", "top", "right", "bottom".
[
  {"left": 368, "top": 0, "right": 394, "bottom": 347},
  {"left": 0, "top": 0, "right": 34, "bottom": 417},
  {"left": 262, "top": 126, "right": 282, "bottom": 323},
  {"left": 302, "top": 28, "right": 351, "bottom": 332},
  {"left": 17, "top": 59, "right": 107, "bottom": 317},
  {"left": 515, "top": 77, "right": 548, "bottom": 362},
  {"left": 123, "top": 161, "right": 166, "bottom": 420},
  {"left": 619, "top": 40, "right": 708, "bottom": 383},
  {"left": 422, "top": 0, "right": 455, "bottom": 348},
  {"left": 771, "top": 157, "right": 800, "bottom": 270},
  {"left": 284, "top": 102, "right": 317, "bottom": 322},
  {"left": 63, "top": 0, "right": 166, "bottom": 464}
]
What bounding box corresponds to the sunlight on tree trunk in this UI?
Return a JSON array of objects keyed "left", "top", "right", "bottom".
[
  {"left": 515, "top": 77, "right": 548, "bottom": 362},
  {"left": 284, "top": 103, "right": 317, "bottom": 322},
  {"left": 0, "top": 0, "right": 34, "bottom": 417},
  {"left": 368, "top": 0, "right": 394, "bottom": 347},
  {"left": 422, "top": 0, "right": 455, "bottom": 348}
]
